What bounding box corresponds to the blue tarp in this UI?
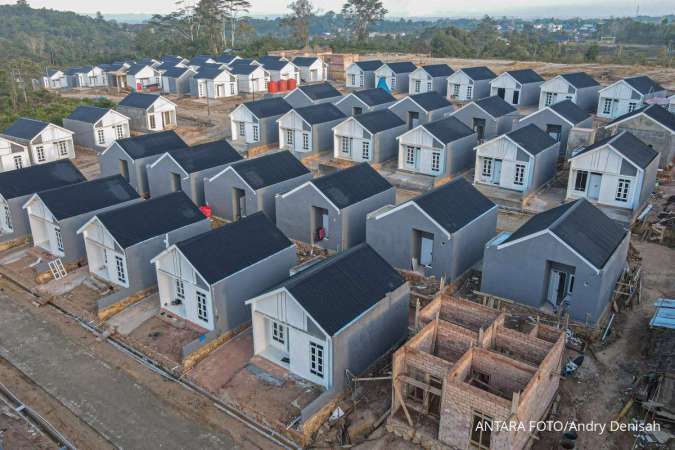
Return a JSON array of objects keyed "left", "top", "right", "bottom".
[
  {"left": 650, "top": 298, "right": 675, "bottom": 329},
  {"left": 376, "top": 77, "right": 391, "bottom": 93}
]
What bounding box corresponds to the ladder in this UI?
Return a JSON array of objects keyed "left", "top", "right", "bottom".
[{"left": 48, "top": 258, "right": 67, "bottom": 280}]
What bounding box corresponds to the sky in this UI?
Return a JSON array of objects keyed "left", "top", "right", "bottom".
[{"left": 2, "top": 0, "right": 673, "bottom": 17}]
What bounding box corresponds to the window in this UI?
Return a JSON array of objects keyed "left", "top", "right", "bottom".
[
  {"left": 512, "top": 90, "right": 520, "bottom": 104},
  {"left": 252, "top": 125, "right": 259, "bottom": 142},
  {"left": 453, "top": 83, "right": 460, "bottom": 97},
  {"left": 114, "top": 124, "right": 125, "bottom": 140},
  {"left": 350, "top": 74, "right": 356, "bottom": 86},
  {"left": 514, "top": 163, "right": 526, "bottom": 186},
  {"left": 431, "top": 152, "right": 441, "bottom": 173},
  {"left": 391, "top": 76, "right": 397, "bottom": 89},
  {"left": 568, "top": 274, "right": 575, "bottom": 294},
  {"left": 229, "top": 83, "right": 236, "bottom": 95},
  {"left": 414, "top": 80, "right": 421, "bottom": 93},
  {"left": 466, "top": 85, "right": 473, "bottom": 99},
  {"left": 544, "top": 91, "right": 555, "bottom": 106},
  {"left": 341, "top": 137, "right": 351, "bottom": 154},
  {"left": 198, "top": 82, "right": 206, "bottom": 97},
  {"left": 361, "top": 141, "right": 370, "bottom": 160},
  {"left": 309, "top": 342, "right": 324, "bottom": 378},
  {"left": 405, "top": 146, "right": 417, "bottom": 166},
  {"left": 359, "top": 73, "right": 364, "bottom": 87},
  {"left": 238, "top": 122, "right": 245, "bottom": 137},
  {"left": 2, "top": 204, "right": 12, "bottom": 232},
  {"left": 602, "top": 98, "right": 612, "bottom": 115},
  {"left": 175, "top": 280, "right": 185, "bottom": 302},
  {"left": 470, "top": 412, "right": 492, "bottom": 450},
  {"left": 55, "top": 227, "right": 64, "bottom": 252},
  {"left": 574, "top": 171, "right": 588, "bottom": 192},
  {"left": 272, "top": 321, "right": 285, "bottom": 345},
  {"left": 57, "top": 140, "right": 69, "bottom": 156},
  {"left": 628, "top": 102, "right": 637, "bottom": 112},
  {"left": 97, "top": 129, "right": 105, "bottom": 145},
  {"left": 14, "top": 155, "right": 23, "bottom": 169},
  {"left": 196, "top": 290, "right": 208, "bottom": 322},
  {"left": 35, "top": 146, "right": 46, "bottom": 162},
  {"left": 114, "top": 255, "right": 126, "bottom": 283},
  {"left": 481, "top": 157, "right": 493, "bottom": 177},
  {"left": 302, "top": 132, "right": 310, "bottom": 150},
  {"left": 149, "top": 114, "right": 156, "bottom": 129},
  {"left": 426, "top": 81, "right": 432, "bottom": 92},
  {"left": 615, "top": 178, "right": 630, "bottom": 202},
  {"left": 285, "top": 129, "right": 294, "bottom": 148}
]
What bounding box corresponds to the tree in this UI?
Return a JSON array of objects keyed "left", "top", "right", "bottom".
[
  {"left": 16, "top": 0, "right": 29, "bottom": 6},
  {"left": 584, "top": 43, "right": 599, "bottom": 61},
  {"left": 221, "top": 0, "right": 251, "bottom": 49},
  {"left": 282, "top": 0, "right": 314, "bottom": 46},
  {"left": 341, "top": 0, "right": 387, "bottom": 41}
]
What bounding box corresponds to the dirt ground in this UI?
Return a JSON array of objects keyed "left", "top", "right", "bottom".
[
  {"left": 0, "top": 403, "right": 57, "bottom": 450},
  {"left": 127, "top": 316, "right": 201, "bottom": 364}
]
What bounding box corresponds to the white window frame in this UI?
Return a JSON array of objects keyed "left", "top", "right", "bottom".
[
  {"left": 545, "top": 91, "right": 555, "bottom": 106},
  {"left": 97, "top": 128, "right": 106, "bottom": 145},
  {"left": 309, "top": 341, "right": 324, "bottom": 378},
  {"left": 1, "top": 203, "right": 12, "bottom": 232},
  {"left": 628, "top": 102, "right": 637, "bottom": 113},
  {"left": 514, "top": 163, "right": 526, "bottom": 186},
  {"left": 359, "top": 73, "right": 364, "bottom": 87},
  {"left": 466, "top": 85, "right": 473, "bottom": 99},
  {"left": 341, "top": 136, "right": 351, "bottom": 155},
  {"left": 481, "top": 157, "right": 493, "bottom": 177},
  {"left": 453, "top": 83, "right": 460, "bottom": 97},
  {"left": 271, "top": 321, "right": 286, "bottom": 345},
  {"left": 361, "top": 141, "right": 370, "bottom": 160},
  {"left": 148, "top": 114, "right": 156, "bottom": 130},
  {"left": 114, "top": 255, "right": 126, "bottom": 283},
  {"left": 175, "top": 279, "right": 185, "bottom": 302},
  {"left": 302, "top": 132, "right": 310, "bottom": 151},
  {"left": 405, "top": 146, "right": 416, "bottom": 166},
  {"left": 252, "top": 124, "right": 259, "bottom": 142},
  {"left": 602, "top": 98, "right": 612, "bottom": 115},
  {"left": 55, "top": 227, "right": 64, "bottom": 252},
  {"left": 350, "top": 74, "right": 356, "bottom": 86},
  {"left": 35, "top": 145, "right": 46, "bottom": 162},
  {"left": 13, "top": 155, "right": 23, "bottom": 169},
  {"left": 426, "top": 80, "right": 432, "bottom": 92},
  {"left": 196, "top": 290, "right": 208, "bottom": 322},
  {"left": 431, "top": 151, "right": 441, "bottom": 173},
  {"left": 414, "top": 79, "right": 421, "bottom": 93},
  {"left": 238, "top": 121, "right": 245, "bottom": 137},
  {"left": 391, "top": 75, "right": 397, "bottom": 89},
  {"left": 56, "top": 140, "right": 69, "bottom": 157},
  {"left": 114, "top": 124, "right": 125, "bottom": 140},
  {"left": 615, "top": 178, "right": 630, "bottom": 202},
  {"left": 286, "top": 129, "right": 294, "bottom": 148}
]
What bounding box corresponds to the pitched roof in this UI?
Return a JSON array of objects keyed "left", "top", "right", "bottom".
[
  {"left": 549, "top": 100, "right": 591, "bottom": 125},
  {"left": 188, "top": 55, "right": 214, "bottom": 66},
  {"left": 421, "top": 64, "right": 453, "bottom": 77},
  {"left": 242, "top": 97, "right": 292, "bottom": 119},
  {"left": 295, "top": 82, "right": 341, "bottom": 100},
  {"left": 353, "top": 60, "right": 383, "bottom": 71},
  {"left": 0, "top": 160, "right": 85, "bottom": 200},
  {"left": 257, "top": 55, "right": 285, "bottom": 64},
  {"left": 506, "top": 124, "right": 557, "bottom": 155},
  {"left": 36, "top": 175, "right": 139, "bottom": 220},
  {"left": 2, "top": 118, "right": 49, "bottom": 141},
  {"left": 352, "top": 88, "right": 396, "bottom": 106},
  {"left": 292, "top": 56, "right": 319, "bottom": 67},
  {"left": 412, "top": 178, "right": 494, "bottom": 233},
  {"left": 176, "top": 212, "right": 292, "bottom": 284},
  {"left": 354, "top": 109, "right": 405, "bottom": 134},
  {"left": 229, "top": 64, "right": 259, "bottom": 75},
  {"left": 460, "top": 66, "right": 497, "bottom": 81},
  {"left": 623, "top": 75, "right": 664, "bottom": 95},
  {"left": 115, "top": 130, "right": 187, "bottom": 160},
  {"left": 64, "top": 66, "right": 92, "bottom": 75},
  {"left": 383, "top": 61, "right": 417, "bottom": 74},
  {"left": 214, "top": 54, "right": 238, "bottom": 64},
  {"left": 170, "top": 140, "right": 242, "bottom": 173},
  {"left": 261, "top": 59, "right": 292, "bottom": 71},
  {"left": 473, "top": 96, "right": 517, "bottom": 118},
  {"left": 126, "top": 63, "right": 154, "bottom": 76},
  {"left": 162, "top": 66, "right": 193, "bottom": 78},
  {"left": 408, "top": 92, "right": 453, "bottom": 111},
  {"left": 194, "top": 65, "right": 227, "bottom": 80},
  {"left": 504, "top": 68, "right": 544, "bottom": 84},
  {"left": 559, "top": 72, "right": 599, "bottom": 88},
  {"left": 502, "top": 199, "right": 627, "bottom": 269},
  {"left": 294, "top": 103, "right": 346, "bottom": 125},
  {"left": 422, "top": 116, "right": 474, "bottom": 144},
  {"left": 66, "top": 105, "right": 112, "bottom": 123},
  {"left": 573, "top": 131, "right": 658, "bottom": 169},
  {"left": 311, "top": 163, "right": 392, "bottom": 209},
  {"left": 609, "top": 104, "right": 675, "bottom": 133},
  {"left": 96, "top": 192, "right": 205, "bottom": 248},
  {"left": 231, "top": 151, "right": 310, "bottom": 190},
  {"left": 118, "top": 92, "right": 165, "bottom": 109}
]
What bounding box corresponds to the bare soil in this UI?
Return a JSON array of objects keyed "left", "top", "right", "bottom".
[{"left": 127, "top": 316, "right": 201, "bottom": 364}]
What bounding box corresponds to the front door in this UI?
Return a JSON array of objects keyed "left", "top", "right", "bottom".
[
  {"left": 420, "top": 236, "right": 433, "bottom": 267},
  {"left": 233, "top": 188, "right": 246, "bottom": 220},
  {"left": 588, "top": 173, "right": 602, "bottom": 200},
  {"left": 512, "top": 90, "right": 520, "bottom": 105},
  {"left": 473, "top": 118, "right": 486, "bottom": 142},
  {"left": 497, "top": 88, "right": 505, "bottom": 99},
  {"left": 216, "top": 84, "right": 225, "bottom": 97},
  {"left": 408, "top": 111, "right": 419, "bottom": 129},
  {"left": 492, "top": 159, "right": 502, "bottom": 184},
  {"left": 546, "top": 124, "right": 562, "bottom": 142},
  {"left": 547, "top": 269, "right": 573, "bottom": 306}
]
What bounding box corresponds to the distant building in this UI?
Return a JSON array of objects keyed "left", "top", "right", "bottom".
[
  {"left": 63, "top": 106, "right": 130, "bottom": 151},
  {"left": 489, "top": 69, "right": 544, "bottom": 107},
  {"left": 116, "top": 92, "right": 177, "bottom": 132},
  {"left": 0, "top": 118, "right": 75, "bottom": 171},
  {"left": 446, "top": 66, "right": 497, "bottom": 102}
]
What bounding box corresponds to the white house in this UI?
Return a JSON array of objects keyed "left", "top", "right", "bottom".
[
  {"left": 489, "top": 69, "right": 544, "bottom": 107},
  {"left": 446, "top": 66, "right": 497, "bottom": 102},
  {"left": 333, "top": 109, "right": 407, "bottom": 163},
  {"left": 230, "top": 98, "right": 292, "bottom": 146},
  {"left": 0, "top": 118, "right": 75, "bottom": 172},
  {"left": 408, "top": 64, "right": 453, "bottom": 96},
  {"left": 345, "top": 60, "right": 383, "bottom": 89},
  {"left": 42, "top": 69, "right": 68, "bottom": 89},
  {"left": 125, "top": 64, "right": 162, "bottom": 91},
  {"left": 373, "top": 61, "right": 417, "bottom": 93},
  {"left": 261, "top": 59, "right": 300, "bottom": 82},
  {"left": 64, "top": 66, "right": 107, "bottom": 88},
  {"left": 292, "top": 56, "right": 328, "bottom": 82},
  {"left": 567, "top": 131, "right": 659, "bottom": 218},
  {"left": 190, "top": 66, "right": 238, "bottom": 98},
  {"left": 63, "top": 106, "right": 130, "bottom": 151},
  {"left": 229, "top": 64, "right": 269, "bottom": 93},
  {"left": 116, "top": 92, "right": 177, "bottom": 132},
  {"left": 596, "top": 75, "right": 667, "bottom": 120},
  {"left": 538, "top": 72, "right": 600, "bottom": 111}
]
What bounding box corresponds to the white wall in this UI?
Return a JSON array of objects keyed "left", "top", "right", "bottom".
[
  {"left": 345, "top": 65, "right": 365, "bottom": 88},
  {"left": 474, "top": 137, "right": 532, "bottom": 192},
  {"left": 538, "top": 77, "right": 576, "bottom": 109},
  {"left": 446, "top": 70, "right": 472, "bottom": 100},
  {"left": 31, "top": 124, "right": 75, "bottom": 164},
  {"left": 409, "top": 68, "right": 434, "bottom": 95},
  {"left": 278, "top": 111, "right": 312, "bottom": 153},
  {"left": 397, "top": 127, "right": 445, "bottom": 175},
  {"left": 333, "top": 118, "right": 373, "bottom": 162},
  {"left": 230, "top": 105, "right": 259, "bottom": 143},
  {"left": 597, "top": 81, "right": 643, "bottom": 119}
]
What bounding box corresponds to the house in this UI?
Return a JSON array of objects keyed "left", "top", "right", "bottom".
[
  {"left": 204, "top": 150, "right": 312, "bottom": 222},
  {"left": 489, "top": 69, "right": 544, "bottom": 106},
  {"left": 292, "top": 56, "right": 327, "bottom": 82},
  {"left": 446, "top": 66, "right": 497, "bottom": 101},
  {"left": 278, "top": 103, "right": 346, "bottom": 159},
  {"left": 0, "top": 160, "right": 85, "bottom": 245},
  {"left": 214, "top": 54, "right": 240, "bottom": 66},
  {"left": 125, "top": 64, "right": 162, "bottom": 91},
  {"left": 517, "top": 100, "right": 593, "bottom": 158},
  {"left": 334, "top": 88, "right": 397, "bottom": 116},
  {"left": 42, "top": 69, "right": 68, "bottom": 89},
  {"left": 276, "top": 163, "right": 395, "bottom": 251},
  {"left": 116, "top": 92, "right": 177, "bottom": 132},
  {"left": 397, "top": 116, "right": 476, "bottom": 177},
  {"left": 408, "top": 64, "right": 454, "bottom": 96},
  {"left": 63, "top": 106, "right": 130, "bottom": 151},
  {"left": 147, "top": 139, "right": 242, "bottom": 205},
  {"left": 367, "top": 178, "right": 497, "bottom": 280},
  {"left": 246, "top": 243, "right": 409, "bottom": 391},
  {"left": 229, "top": 63, "right": 269, "bottom": 93},
  {"left": 99, "top": 130, "right": 187, "bottom": 197},
  {"left": 23, "top": 175, "right": 140, "bottom": 263},
  {"left": 190, "top": 65, "right": 238, "bottom": 98},
  {"left": 100, "top": 62, "right": 129, "bottom": 89},
  {"left": 597, "top": 75, "right": 667, "bottom": 120},
  {"left": 481, "top": 198, "right": 630, "bottom": 323},
  {"left": 604, "top": 104, "right": 675, "bottom": 168},
  {"left": 77, "top": 192, "right": 210, "bottom": 297},
  {"left": 63, "top": 66, "right": 107, "bottom": 88},
  {"left": 161, "top": 66, "right": 196, "bottom": 95},
  {"left": 538, "top": 72, "right": 600, "bottom": 111},
  {"left": 668, "top": 94, "right": 675, "bottom": 113},
  {"left": 333, "top": 109, "right": 407, "bottom": 164},
  {"left": 474, "top": 124, "right": 559, "bottom": 195},
  {"left": 187, "top": 55, "right": 217, "bottom": 70},
  {"left": 229, "top": 97, "right": 292, "bottom": 147},
  {"left": 345, "top": 60, "right": 383, "bottom": 89},
  {"left": 283, "top": 82, "right": 342, "bottom": 108},
  {"left": 261, "top": 59, "right": 299, "bottom": 83},
  {"left": 160, "top": 55, "right": 190, "bottom": 66},
  {"left": 136, "top": 58, "right": 161, "bottom": 68},
  {"left": 373, "top": 62, "right": 417, "bottom": 93},
  {"left": 152, "top": 212, "right": 297, "bottom": 333},
  {"left": 0, "top": 118, "right": 75, "bottom": 171},
  {"left": 389, "top": 92, "right": 455, "bottom": 129},
  {"left": 566, "top": 131, "right": 658, "bottom": 219},
  {"left": 450, "top": 96, "right": 518, "bottom": 143}
]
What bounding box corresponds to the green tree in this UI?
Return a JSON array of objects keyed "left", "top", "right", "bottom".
[
  {"left": 282, "top": 0, "right": 314, "bottom": 47},
  {"left": 585, "top": 43, "right": 599, "bottom": 61},
  {"left": 222, "top": 0, "right": 252, "bottom": 49},
  {"left": 341, "top": 0, "right": 387, "bottom": 41}
]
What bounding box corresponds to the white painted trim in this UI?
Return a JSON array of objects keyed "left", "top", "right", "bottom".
[
  {"left": 278, "top": 180, "right": 341, "bottom": 213},
  {"left": 29, "top": 123, "right": 74, "bottom": 144},
  {"left": 148, "top": 152, "right": 190, "bottom": 177},
  {"left": 598, "top": 79, "right": 638, "bottom": 96},
  {"left": 519, "top": 105, "right": 575, "bottom": 126},
  {"left": 606, "top": 110, "right": 675, "bottom": 135},
  {"left": 277, "top": 109, "right": 310, "bottom": 130},
  {"left": 371, "top": 201, "right": 452, "bottom": 239},
  {"left": 206, "top": 165, "right": 255, "bottom": 192},
  {"left": 150, "top": 244, "right": 210, "bottom": 287},
  {"left": 397, "top": 124, "right": 444, "bottom": 148},
  {"left": 568, "top": 137, "right": 645, "bottom": 173}
]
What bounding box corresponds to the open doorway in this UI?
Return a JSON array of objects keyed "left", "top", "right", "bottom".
[
  {"left": 496, "top": 87, "right": 505, "bottom": 99},
  {"left": 170, "top": 172, "right": 182, "bottom": 192},
  {"left": 547, "top": 264, "right": 575, "bottom": 307},
  {"left": 118, "top": 159, "right": 130, "bottom": 181},
  {"left": 407, "top": 111, "right": 420, "bottom": 130},
  {"left": 232, "top": 188, "right": 246, "bottom": 220},
  {"left": 312, "top": 206, "right": 329, "bottom": 244},
  {"left": 412, "top": 229, "right": 434, "bottom": 270}
]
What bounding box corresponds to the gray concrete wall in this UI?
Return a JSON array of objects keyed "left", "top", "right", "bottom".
[
  {"left": 116, "top": 106, "right": 148, "bottom": 132},
  {"left": 147, "top": 156, "right": 189, "bottom": 200},
  {"left": 529, "top": 143, "right": 560, "bottom": 194},
  {"left": 372, "top": 125, "right": 407, "bottom": 162},
  {"left": 610, "top": 115, "right": 674, "bottom": 168},
  {"left": 519, "top": 82, "right": 542, "bottom": 107},
  {"left": 518, "top": 109, "right": 573, "bottom": 157},
  {"left": 257, "top": 173, "right": 314, "bottom": 222},
  {"left": 638, "top": 157, "right": 659, "bottom": 214},
  {"left": 203, "top": 169, "right": 257, "bottom": 221},
  {"left": 390, "top": 99, "right": 453, "bottom": 126},
  {"left": 100, "top": 145, "right": 164, "bottom": 197},
  {"left": 446, "top": 133, "right": 477, "bottom": 176},
  {"left": 284, "top": 91, "right": 312, "bottom": 108},
  {"left": 63, "top": 119, "right": 96, "bottom": 149},
  {"left": 342, "top": 188, "right": 396, "bottom": 249},
  {"left": 451, "top": 103, "right": 504, "bottom": 141},
  {"left": 576, "top": 85, "right": 601, "bottom": 112},
  {"left": 0, "top": 195, "right": 32, "bottom": 244}
]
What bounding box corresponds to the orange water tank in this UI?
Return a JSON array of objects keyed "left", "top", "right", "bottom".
[
  {"left": 279, "top": 79, "right": 288, "bottom": 92},
  {"left": 268, "top": 80, "right": 278, "bottom": 93},
  {"left": 287, "top": 78, "right": 297, "bottom": 90}
]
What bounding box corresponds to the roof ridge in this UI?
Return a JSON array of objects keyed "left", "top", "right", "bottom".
[{"left": 550, "top": 199, "right": 582, "bottom": 231}]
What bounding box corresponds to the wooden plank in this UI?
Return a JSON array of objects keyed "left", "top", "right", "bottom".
[
  {"left": 398, "top": 375, "right": 443, "bottom": 397},
  {"left": 394, "top": 383, "right": 414, "bottom": 427}
]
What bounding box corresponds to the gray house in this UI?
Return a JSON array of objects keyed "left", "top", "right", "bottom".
[
  {"left": 408, "top": 64, "right": 454, "bottom": 96},
  {"left": 333, "top": 109, "right": 407, "bottom": 164},
  {"left": 604, "top": 104, "right": 675, "bottom": 168},
  {"left": 450, "top": 95, "right": 518, "bottom": 143},
  {"left": 538, "top": 72, "right": 600, "bottom": 112},
  {"left": 517, "top": 100, "right": 593, "bottom": 158},
  {"left": 481, "top": 199, "right": 630, "bottom": 324},
  {"left": 204, "top": 150, "right": 312, "bottom": 222},
  {"left": 374, "top": 62, "right": 418, "bottom": 93},
  {"left": 23, "top": 175, "right": 140, "bottom": 264},
  {"left": 100, "top": 62, "right": 129, "bottom": 90},
  {"left": 367, "top": 177, "right": 497, "bottom": 280},
  {"left": 389, "top": 92, "right": 455, "bottom": 129},
  {"left": 161, "top": 66, "right": 196, "bottom": 95},
  {"left": 489, "top": 69, "right": 544, "bottom": 107},
  {"left": 63, "top": 106, "right": 130, "bottom": 151},
  {"left": 99, "top": 130, "right": 188, "bottom": 197},
  {"left": 189, "top": 65, "right": 238, "bottom": 99},
  {"left": 278, "top": 103, "right": 346, "bottom": 159},
  {"left": 77, "top": 192, "right": 210, "bottom": 301},
  {"left": 116, "top": 92, "right": 177, "bottom": 132},
  {"left": 397, "top": 116, "right": 477, "bottom": 178},
  {"left": 345, "top": 60, "right": 383, "bottom": 89},
  {"left": 229, "top": 97, "right": 292, "bottom": 147},
  {"left": 334, "top": 88, "right": 397, "bottom": 116},
  {"left": 597, "top": 75, "right": 667, "bottom": 120},
  {"left": 275, "top": 162, "right": 395, "bottom": 252},
  {"left": 147, "top": 139, "right": 243, "bottom": 206},
  {"left": 246, "top": 243, "right": 409, "bottom": 391},
  {"left": 151, "top": 212, "right": 297, "bottom": 333},
  {"left": 284, "top": 82, "right": 342, "bottom": 108},
  {"left": 0, "top": 160, "right": 85, "bottom": 245},
  {"left": 291, "top": 56, "right": 328, "bottom": 82},
  {"left": 446, "top": 66, "right": 497, "bottom": 102}
]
